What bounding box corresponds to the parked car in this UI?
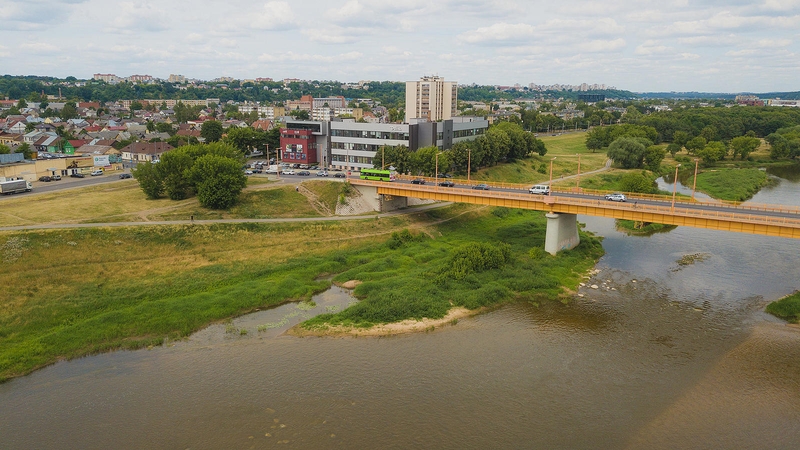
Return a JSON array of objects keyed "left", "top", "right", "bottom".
[
  {"left": 333, "top": 172, "right": 346, "bottom": 178},
  {"left": 410, "top": 178, "right": 426, "bottom": 184},
  {"left": 297, "top": 170, "right": 311, "bottom": 176},
  {"left": 245, "top": 170, "right": 253, "bottom": 175},
  {"left": 90, "top": 170, "right": 103, "bottom": 176},
  {"left": 472, "top": 184, "right": 490, "bottom": 190},
  {"left": 51, "top": 175, "right": 61, "bottom": 181},
  {"left": 70, "top": 173, "right": 85, "bottom": 178},
  {"left": 316, "top": 170, "right": 329, "bottom": 177},
  {"left": 529, "top": 184, "right": 550, "bottom": 195},
  {"left": 438, "top": 180, "right": 455, "bottom": 187},
  {"left": 119, "top": 173, "right": 132, "bottom": 179},
  {"left": 605, "top": 193, "right": 627, "bottom": 202},
  {"left": 38, "top": 176, "right": 52, "bottom": 182}
]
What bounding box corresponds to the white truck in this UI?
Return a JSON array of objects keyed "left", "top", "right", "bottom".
[{"left": 0, "top": 179, "right": 33, "bottom": 195}]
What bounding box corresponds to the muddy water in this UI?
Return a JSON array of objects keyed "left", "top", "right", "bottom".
[{"left": 1, "top": 170, "right": 799, "bottom": 449}]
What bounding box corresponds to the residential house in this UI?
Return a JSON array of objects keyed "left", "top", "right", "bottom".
[{"left": 120, "top": 142, "right": 174, "bottom": 162}]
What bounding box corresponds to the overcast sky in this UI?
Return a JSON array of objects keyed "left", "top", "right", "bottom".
[{"left": 2, "top": 0, "right": 799, "bottom": 93}]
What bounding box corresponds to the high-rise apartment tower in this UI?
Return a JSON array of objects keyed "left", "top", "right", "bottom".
[{"left": 405, "top": 76, "right": 457, "bottom": 123}]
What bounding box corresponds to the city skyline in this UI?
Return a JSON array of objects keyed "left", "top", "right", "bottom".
[{"left": 2, "top": 0, "right": 798, "bottom": 93}]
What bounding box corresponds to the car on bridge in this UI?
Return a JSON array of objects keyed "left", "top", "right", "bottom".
[
  {"left": 605, "top": 193, "right": 627, "bottom": 202},
  {"left": 411, "top": 178, "right": 426, "bottom": 184},
  {"left": 438, "top": 180, "right": 455, "bottom": 187},
  {"left": 529, "top": 184, "right": 550, "bottom": 195},
  {"left": 472, "top": 184, "right": 490, "bottom": 190}
]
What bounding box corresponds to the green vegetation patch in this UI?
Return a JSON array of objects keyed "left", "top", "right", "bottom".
[
  {"left": 302, "top": 208, "right": 604, "bottom": 330},
  {"left": 615, "top": 220, "right": 678, "bottom": 236},
  {"left": 692, "top": 168, "right": 770, "bottom": 202},
  {"left": 766, "top": 291, "right": 800, "bottom": 324}
]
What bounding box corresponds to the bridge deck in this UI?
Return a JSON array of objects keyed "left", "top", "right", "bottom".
[{"left": 351, "top": 179, "right": 800, "bottom": 239}]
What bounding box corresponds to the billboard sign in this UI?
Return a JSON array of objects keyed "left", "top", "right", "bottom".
[{"left": 93, "top": 155, "right": 110, "bottom": 167}]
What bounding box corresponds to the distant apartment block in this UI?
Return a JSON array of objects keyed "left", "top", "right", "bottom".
[
  {"left": 93, "top": 73, "right": 122, "bottom": 84},
  {"left": 237, "top": 104, "right": 286, "bottom": 120},
  {"left": 169, "top": 74, "right": 187, "bottom": 83},
  {"left": 127, "top": 75, "right": 154, "bottom": 83},
  {"left": 405, "top": 76, "right": 457, "bottom": 123},
  {"left": 736, "top": 95, "right": 765, "bottom": 106},
  {"left": 767, "top": 99, "right": 800, "bottom": 107}
]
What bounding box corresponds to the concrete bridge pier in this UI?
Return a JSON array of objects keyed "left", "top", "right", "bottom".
[
  {"left": 544, "top": 212, "right": 580, "bottom": 255},
  {"left": 352, "top": 184, "right": 408, "bottom": 212}
]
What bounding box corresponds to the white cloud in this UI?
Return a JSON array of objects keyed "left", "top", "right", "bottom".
[
  {"left": 21, "top": 42, "right": 60, "bottom": 53},
  {"left": 459, "top": 23, "right": 535, "bottom": 44}
]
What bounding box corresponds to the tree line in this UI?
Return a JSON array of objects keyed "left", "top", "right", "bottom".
[{"left": 379, "top": 122, "right": 547, "bottom": 176}]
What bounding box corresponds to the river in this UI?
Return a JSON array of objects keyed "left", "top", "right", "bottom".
[{"left": 1, "top": 168, "right": 799, "bottom": 449}]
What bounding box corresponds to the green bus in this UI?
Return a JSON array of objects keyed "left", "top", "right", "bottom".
[{"left": 359, "top": 168, "right": 395, "bottom": 182}]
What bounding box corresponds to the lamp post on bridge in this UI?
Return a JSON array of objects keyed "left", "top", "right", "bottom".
[
  {"left": 671, "top": 163, "right": 681, "bottom": 212},
  {"left": 549, "top": 157, "right": 557, "bottom": 190},
  {"left": 691, "top": 158, "right": 699, "bottom": 201},
  {"left": 435, "top": 152, "right": 443, "bottom": 187},
  {"left": 467, "top": 148, "right": 471, "bottom": 182},
  {"left": 576, "top": 153, "right": 581, "bottom": 190}
]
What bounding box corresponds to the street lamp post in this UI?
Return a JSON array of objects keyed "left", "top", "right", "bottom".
[
  {"left": 691, "top": 158, "right": 699, "bottom": 201},
  {"left": 382, "top": 147, "right": 385, "bottom": 170},
  {"left": 467, "top": 149, "right": 471, "bottom": 182},
  {"left": 549, "top": 157, "right": 557, "bottom": 189},
  {"left": 435, "top": 152, "right": 442, "bottom": 187},
  {"left": 576, "top": 153, "right": 581, "bottom": 190},
  {"left": 671, "top": 164, "right": 681, "bottom": 211}
]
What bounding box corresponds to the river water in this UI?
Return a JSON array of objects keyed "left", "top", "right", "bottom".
[{"left": 2, "top": 168, "right": 799, "bottom": 449}]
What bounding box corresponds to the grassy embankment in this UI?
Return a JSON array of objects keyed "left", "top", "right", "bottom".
[
  {"left": 301, "top": 207, "right": 603, "bottom": 332},
  {"left": 0, "top": 177, "right": 339, "bottom": 227},
  {"left": 766, "top": 292, "right": 800, "bottom": 324},
  {"left": 685, "top": 168, "right": 771, "bottom": 202},
  {"left": 0, "top": 177, "right": 603, "bottom": 381}
]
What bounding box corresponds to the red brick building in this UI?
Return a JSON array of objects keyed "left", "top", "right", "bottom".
[{"left": 279, "top": 128, "right": 317, "bottom": 165}]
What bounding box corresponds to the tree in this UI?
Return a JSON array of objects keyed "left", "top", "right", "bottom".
[
  {"left": 667, "top": 143, "right": 682, "bottom": 157},
  {"left": 696, "top": 141, "right": 727, "bottom": 164},
  {"left": 200, "top": 120, "right": 223, "bottom": 143},
  {"left": 146, "top": 120, "right": 156, "bottom": 132},
  {"left": 224, "top": 127, "right": 266, "bottom": 154},
  {"left": 606, "top": 137, "right": 650, "bottom": 169},
  {"left": 130, "top": 101, "right": 143, "bottom": 111},
  {"left": 288, "top": 109, "right": 310, "bottom": 120},
  {"left": 188, "top": 154, "right": 247, "bottom": 209},
  {"left": 131, "top": 162, "right": 165, "bottom": 199},
  {"left": 672, "top": 130, "right": 691, "bottom": 148},
  {"left": 618, "top": 172, "right": 656, "bottom": 194},
  {"left": 158, "top": 149, "right": 195, "bottom": 200},
  {"left": 729, "top": 136, "right": 760, "bottom": 160},
  {"left": 18, "top": 142, "right": 33, "bottom": 159},
  {"left": 685, "top": 136, "right": 707, "bottom": 155},
  {"left": 643, "top": 145, "right": 666, "bottom": 171},
  {"left": 0, "top": 144, "right": 10, "bottom": 154},
  {"left": 60, "top": 102, "right": 78, "bottom": 120}
]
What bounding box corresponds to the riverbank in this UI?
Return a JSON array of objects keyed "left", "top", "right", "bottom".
[
  {"left": 0, "top": 204, "right": 603, "bottom": 382},
  {"left": 766, "top": 291, "right": 800, "bottom": 323}
]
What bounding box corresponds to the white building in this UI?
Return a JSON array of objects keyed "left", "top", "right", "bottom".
[{"left": 405, "top": 76, "right": 457, "bottom": 123}]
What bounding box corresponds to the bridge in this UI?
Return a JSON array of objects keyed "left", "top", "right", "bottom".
[{"left": 349, "top": 177, "right": 800, "bottom": 254}]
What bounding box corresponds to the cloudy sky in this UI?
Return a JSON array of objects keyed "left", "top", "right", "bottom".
[{"left": 2, "top": 0, "right": 799, "bottom": 93}]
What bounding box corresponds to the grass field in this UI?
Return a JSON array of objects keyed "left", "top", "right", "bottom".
[
  {"left": 470, "top": 132, "right": 608, "bottom": 185},
  {"left": 0, "top": 202, "right": 603, "bottom": 382},
  {"left": 0, "top": 178, "right": 322, "bottom": 226},
  {"left": 689, "top": 168, "right": 771, "bottom": 202}
]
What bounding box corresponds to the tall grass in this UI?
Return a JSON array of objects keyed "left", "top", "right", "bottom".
[
  {"left": 690, "top": 168, "right": 770, "bottom": 201},
  {"left": 766, "top": 292, "right": 800, "bottom": 323},
  {"left": 302, "top": 208, "right": 604, "bottom": 330}
]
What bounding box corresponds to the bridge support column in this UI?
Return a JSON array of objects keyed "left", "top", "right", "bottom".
[
  {"left": 544, "top": 213, "right": 580, "bottom": 255},
  {"left": 352, "top": 184, "right": 407, "bottom": 212}
]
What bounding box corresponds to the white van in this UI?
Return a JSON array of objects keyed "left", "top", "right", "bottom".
[{"left": 529, "top": 184, "right": 550, "bottom": 195}]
